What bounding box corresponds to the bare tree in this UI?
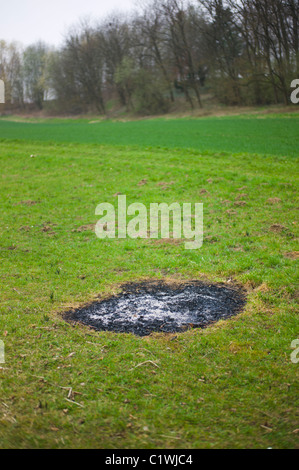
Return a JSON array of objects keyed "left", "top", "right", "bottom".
[
  {"left": 23, "top": 42, "right": 49, "bottom": 109},
  {"left": 0, "top": 40, "right": 24, "bottom": 107},
  {"left": 160, "top": 0, "right": 204, "bottom": 108},
  {"left": 100, "top": 15, "right": 133, "bottom": 108}
]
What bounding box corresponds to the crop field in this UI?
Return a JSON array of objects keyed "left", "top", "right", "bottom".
[{"left": 0, "top": 112, "right": 298, "bottom": 449}]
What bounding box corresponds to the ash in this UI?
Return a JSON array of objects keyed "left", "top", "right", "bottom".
[{"left": 66, "top": 281, "right": 246, "bottom": 336}]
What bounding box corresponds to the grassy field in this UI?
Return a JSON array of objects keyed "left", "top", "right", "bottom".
[
  {"left": 0, "top": 112, "right": 298, "bottom": 449},
  {"left": 0, "top": 112, "right": 299, "bottom": 157}
]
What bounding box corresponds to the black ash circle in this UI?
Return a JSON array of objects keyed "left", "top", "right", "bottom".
[{"left": 66, "top": 281, "right": 246, "bottom": 336}]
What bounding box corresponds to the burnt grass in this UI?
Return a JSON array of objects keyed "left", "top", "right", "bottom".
[{"left": 65, "top": 280, "right": 247, "bottom": 336}]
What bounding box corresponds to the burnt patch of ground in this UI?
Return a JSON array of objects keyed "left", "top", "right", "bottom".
[{"left": 65, "top": 280, "right": 247, "bottom": 336}]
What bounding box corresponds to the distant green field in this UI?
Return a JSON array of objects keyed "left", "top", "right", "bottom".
[
  {"left": 0, "top": 112, "right": 298, "bottom": 449},
  {"left": 0, "top": 113, "right": 299, "bottom": 157}
]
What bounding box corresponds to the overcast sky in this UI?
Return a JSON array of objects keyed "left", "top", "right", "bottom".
[{"left": 1, "top": 0, "right": 138, "bottom": 47}]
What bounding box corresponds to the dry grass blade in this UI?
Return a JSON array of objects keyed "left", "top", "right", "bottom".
[
  {"left": 129, "top": 360, "right": 160, "bottom": 371},
  {"left": 65, "top": 398, "right": 84, "bottom": 408}
]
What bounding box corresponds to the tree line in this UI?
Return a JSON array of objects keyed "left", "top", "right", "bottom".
[{"left": 0, "top": 0, "right": 298, "bottom": 115}]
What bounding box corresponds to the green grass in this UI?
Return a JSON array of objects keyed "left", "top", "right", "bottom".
[
  {"left": 0, "top": 112, "right": 299, "bottom": 157},
  {"left": 0, "top": 112, "right": 298, "bottom": 449}
]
